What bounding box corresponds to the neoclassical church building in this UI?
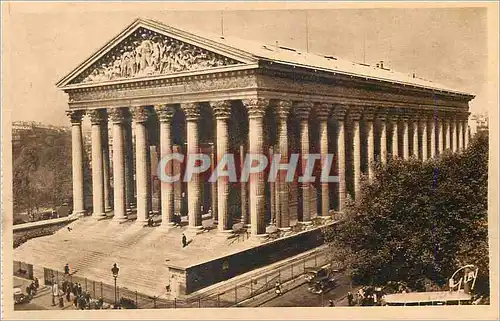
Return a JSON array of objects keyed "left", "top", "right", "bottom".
[{"left": 15, "top": 18, "right": 473, "bottom": 297}]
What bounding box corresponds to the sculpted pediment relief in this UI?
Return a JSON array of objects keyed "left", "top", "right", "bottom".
[{"left": 70, "top": 26, "right": 244, "bottom": 85}]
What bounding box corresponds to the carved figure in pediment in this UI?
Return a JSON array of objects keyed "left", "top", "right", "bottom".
[{"left": 73, "top": 27, "right": 241, "bottom": 84}]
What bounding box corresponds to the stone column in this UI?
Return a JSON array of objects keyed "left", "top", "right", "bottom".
[
  {"left": 210, "top": 146, "right": 218, "bottom": 222},
  {"left": 333, "top": 107, "right": 347, "bottom": 211},
  {"left": 181, "top": 103, "right": 202, "bottom": 229},
  {"left": 240, "top": 145, "right": 249, "bottom": 226},
  {"left": 448, "top": 118, "right": 453, "bottom": 152},
  {"left": 377, "top": 112, "right": 387, "bottom": 165},
  {"left": 350, "top": 110, "right": 362, "bottom": 200},
  {"left": 269, "top": 146, "right": 276, "bottom": 225},
  {"left": 438, "top": 118, "right": 446, "bottom": 154},
  {"left": 173, "top": 145, "right": 182, "bottom": 216},
  {"left": 464, "top": 121, "right": 470, "bottom": 148},
  {"left": 430, "top": 115, "right": 437, "bottom": 158},
  {"left": 67, "top": 110, "right": 86, "bottom": 216},
  {"left": 402, "top": 116, "right": 410, "bottom": 159},
  {"left": 101, "top": 119, "right": 112, "bottom": 213},
  {"left": 317, "top": 103, "right": 332, "bottom": 216},
  {"left": 450, "top": 118, "right": 457, "bottom": 152},
  {"left": 131, "top": 106, "right": 150, "bottom": 224},
  {"left": 155, "top": 105, "right": 175, "bottom": 228},
  {"left": 243, "top": 98, "right": 268, "bottom": 237},
  {"left": 276, "top": 100, "right": 292, "bottom": 228},
  {"left": 295, "top": 101, "right": 313, "bottom": 223},
  {"left": 109, "top": 108, "right": 127, "bottom": 222},
  {"left": 89, "top": 109, "right": 106, "bottom": 218},
  {"left": 363, "top": 110, "right": 375, "bottom": 180},
  {"left": 212, "top": 100, "right": 232, "bottom": 233},
  {"left": 389, "top": 114, "right": 399, "bottom": 158},
  {"left": 124, "top": 119, "right": 135, "bottom": 212},
  {"left": 412, "top": 119, "right": 419, "bottom": 158},
  {"left": 457, "top": 119, "right": 463, "bottom": 151},
  {"left": 421, "top": 117, "right": 429, "bottom": 160}
]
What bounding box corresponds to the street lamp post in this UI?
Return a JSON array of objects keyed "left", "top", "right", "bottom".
[{"left": 111, "top": 263, "right": 119, "bottom": 308}]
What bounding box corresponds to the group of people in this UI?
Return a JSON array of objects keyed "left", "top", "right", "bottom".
[
  {"left": 355, "top": 287, "right": 384, "bottom": 306},
  {"left": 57, "top": 280, "right": 104, "bottom": 310},
  {"left": 25, "top": 278, "right": 39, "bottom": 297}
]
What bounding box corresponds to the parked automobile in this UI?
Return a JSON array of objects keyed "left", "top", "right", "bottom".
[
  {"left": 307, "top": 278, "right": 337, "bottom": 294},
  {"left": 13, "top": 287, "right": 29, "bottom": 304},
  {"left": 304, "top": 266, "right": 333, "bottom": 283}
]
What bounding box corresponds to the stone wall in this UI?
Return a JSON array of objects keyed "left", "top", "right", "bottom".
[
  {"left": 13, "top": 217, "right": 76, "bottom": 248},
  {"left": 181, "top": 224, "right": 331, "bottom": 294}
]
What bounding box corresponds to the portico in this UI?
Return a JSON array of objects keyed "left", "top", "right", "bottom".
[{"left": 60, "top": 18, "right": 473, "bottom": 237}]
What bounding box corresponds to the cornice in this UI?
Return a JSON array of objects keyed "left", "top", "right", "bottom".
[{"left": 257, "top": 63, "right": 474, "bottom": 102}]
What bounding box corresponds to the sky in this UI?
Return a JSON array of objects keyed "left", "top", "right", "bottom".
[{"left": 2, "top": 3, "right": 491, "bottom": 127}]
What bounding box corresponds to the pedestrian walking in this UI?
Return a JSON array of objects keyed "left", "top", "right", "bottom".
[
  {"left": 182, "top": 233, "right": 187, "bottom": 247},
  {"left": 64, "top": 263, "right": 70, "bottom": 275},
  {"left": 34, "top": 277, "right": 39, "bottom": 289},
  {"left": 275, "top": 280, "right": 282, "bottom": 296},
  {"left": 347, "top": 291, "right": 354, "bottom": 306}
]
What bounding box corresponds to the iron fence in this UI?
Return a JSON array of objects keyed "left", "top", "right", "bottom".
[{"left": 39, "top": 250, "right": 328, "bottom": 309}]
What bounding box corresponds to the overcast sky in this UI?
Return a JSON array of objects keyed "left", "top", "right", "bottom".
[{"left": 2, "top": 3, "right": 490, "bottom": 127}]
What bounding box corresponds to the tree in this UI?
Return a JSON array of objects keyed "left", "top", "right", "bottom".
[
  {"left": 13, "top": 126, "right": 91, "bottom": 221},
  {"left": 324, "top": 132, "right": 489, "bottom": 295}
]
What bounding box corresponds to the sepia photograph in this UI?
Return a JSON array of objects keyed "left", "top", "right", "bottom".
[{"left": 1, "top": 2, "right": 498, "bottom": 320}]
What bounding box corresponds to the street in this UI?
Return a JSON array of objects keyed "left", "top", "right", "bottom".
[{"left": 260, "top": 272, "right": 353, "bottom": 307}]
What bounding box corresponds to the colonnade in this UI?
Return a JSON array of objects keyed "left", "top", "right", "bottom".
[{"left": 67, "top": 101, "right": 470, "bottom": 238}]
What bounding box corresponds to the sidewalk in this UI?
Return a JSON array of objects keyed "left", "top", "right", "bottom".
[
  {"left": 14, "top": 277, "right": 76, "bottom": 310},
  {"left": 187, "top": 245, "right": 328, "bottom": 302}
]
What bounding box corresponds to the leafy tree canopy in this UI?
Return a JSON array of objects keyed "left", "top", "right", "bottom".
[{"left": 325, "top": 132, "right": 489, "bottom": 295}]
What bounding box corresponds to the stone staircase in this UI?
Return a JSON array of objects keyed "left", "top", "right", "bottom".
[{"left": 13, "top": 215, "right": 254, "bottom": 298}]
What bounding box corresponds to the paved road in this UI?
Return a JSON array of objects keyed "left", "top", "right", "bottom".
[
  {"left": 14, "top": 302, "right": 48, "bottom": 311},
  {"left": 260, "top": 273, "right": 352, "bottom": 307}
]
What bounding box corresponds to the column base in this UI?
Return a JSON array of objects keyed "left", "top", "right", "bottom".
[
  {"left": 105, "top": 207, "right": 113, "bottom": 213},
  {"left": 216, "top": 229, "right": 233, "bottom": 239},
  {"left": 135, "top": 218, "right": 148, "bottom": 226},
  {"left": 187, "top": 225, "right": 204, "bottom": 235},
  {"left": 112, "top": 216, "right": 128, "bottom": 224},
  {"left": 279, "top": 227, "right": 292, "bottom": 232},
  {"left": 159, "top": 222, "right": 176, "bottom": 230},
  {"left": 249, "top": 233, "right": 268, "bottom": 244},
  {"left": 71, "top": 210, "right": 86, "bottom": 218},
  {"left": 93, "top": 213, "right": 107, "bottom": 220}
]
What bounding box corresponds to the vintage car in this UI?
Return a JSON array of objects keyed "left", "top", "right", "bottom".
[
  {"left": 304, "top": 266, "right": 337, "bottom": 294},
  {"left": 13, "top": 287, "right": 28, "bottom": 304},
  {"left": 304, "top": 266, "right": 332, "bottom": 283}
]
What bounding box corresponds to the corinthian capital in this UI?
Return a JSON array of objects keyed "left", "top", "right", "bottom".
[
  {"left": 276, "top": 100, "right": 292, "bottom": 119},
  {"left": 154, "top": 104, "right": 175, "bottom": 122},
  {"left": 294, "top": 101, "right": 313, "bottom": 120},
  {"left": 130, "top": 106, "right": 149, "bottom": 123},
  {"left": 181, "top": 102, "right": 200, "bottom": 121},
  {"left": 332, "top": 105, "right": 347, "bottom": 121},
  {"left": 315, "top": 103, "right": 333, "bottom": 121},
  {"left": 66, "top": 109, "right": 85, "bottom": 124},
  {"left": 242, "top": 98, "right": 268, "bottom": 118},
  {"left": 88, "top": 109, "right": 106, "bottom": 125},
  {"left": 108, "top": 108, "right": 128, "bottom": 124},
  {"left": 211, "top": 100, "right": 231, "bottom": 120}
]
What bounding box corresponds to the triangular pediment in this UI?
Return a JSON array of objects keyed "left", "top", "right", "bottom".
[{"left": 57, "top": 19, "right": 257, "bottom": 87}]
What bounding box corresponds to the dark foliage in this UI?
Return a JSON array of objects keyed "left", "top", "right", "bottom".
[{"left": 325, "top": 132, "right": 489, "bottom": 295}]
